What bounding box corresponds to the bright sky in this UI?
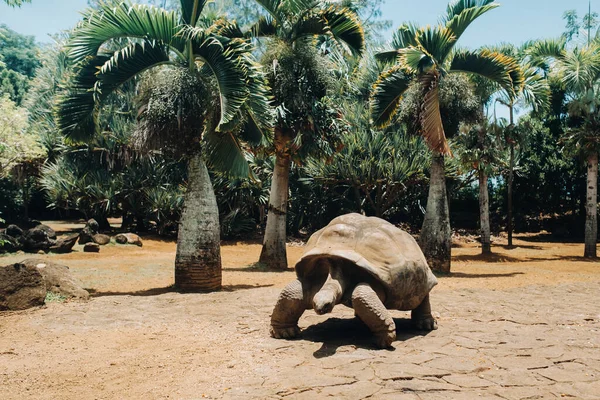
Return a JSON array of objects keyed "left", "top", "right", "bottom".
[{"left": 0, "top": 0, "right": 597, "bottom": 46}]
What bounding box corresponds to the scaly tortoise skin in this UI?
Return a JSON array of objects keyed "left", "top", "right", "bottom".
[{"left": 270, "top": 213, "right": 438, "bottom": 348}]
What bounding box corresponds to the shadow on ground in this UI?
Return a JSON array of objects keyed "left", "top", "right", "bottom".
[
  {"left": 300, "top": 317, "right": 430, "bottom": 358},
  {"left": 88, "top": 284, "right": 273, "bottom": 297}
]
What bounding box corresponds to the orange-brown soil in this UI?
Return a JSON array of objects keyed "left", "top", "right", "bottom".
[{"left": 1, "top": 221, "right": 599, "bottom": 399}]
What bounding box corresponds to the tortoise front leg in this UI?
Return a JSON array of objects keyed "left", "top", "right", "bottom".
[
  {"left": 270, "top": 279, "right": 308, "bottom": 339},
  {"left": 411, "top": 294, "right": 437, "bottom": 331},
  {"left": 351, "top": 282, "right": 396, "bottom": 349}
]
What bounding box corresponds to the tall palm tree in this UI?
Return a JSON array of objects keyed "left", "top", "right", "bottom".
[
  {"left": 248, "top": 0, "right": 365, "bottom": 270},
  {"left": 490, "top": 44, "right": 550, "bottom": 247},
  {"left": 530, "top": 38, "right": 600, "bottom": 257},
  {"left": 371, "top": 0, "right": 523, "bottom": 272},
  {"left": 56, "top": 0, "right": 271, "bottom": 290}
]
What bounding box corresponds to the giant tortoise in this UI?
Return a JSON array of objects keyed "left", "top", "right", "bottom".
[{"left": 270, "top": 213, "right": 438, "bottom": 348}]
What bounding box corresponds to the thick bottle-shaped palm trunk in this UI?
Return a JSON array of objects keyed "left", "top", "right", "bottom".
[
  {"left": 420, "top": 154, "right": 452, "bottom": 273},
  {"left": 259, "top": 150, "right": 292, "bottom": 270},
  {"left": 584, "top": 152, "right": 598, "bottom": 258},
  {"left": 175, "top": 152, "right": 222, "bottom": 291},
  {"left": 479, "top": 169, "right": 491, "bottom": 254}
]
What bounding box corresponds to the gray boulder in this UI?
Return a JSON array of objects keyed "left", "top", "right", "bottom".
[
  {"left": 83, "top": 243, "right": 100, "bottom": 253},
  {"left": 115, "top": 233, "right": 143, "bottom": 247},
  {"left": 35, "top": 224, "right": 57, "bottom": 240},
  {"left": 92, "top": 233, "right": 111, "bottom": 245},
  {"left": 21, "top": 226, "right": 56, "bottom": 253},
  {"left": 0, "top": 262, "right": 46, "bottom": 311},
  {"left": 0, "top": 233, "right": 21, "bottom": 253},
  {"left": 6, "top": 224, "right": 24, "bottom": 238},
  {"left": 79, "top": 219, "right": 99, "bottom": 245},
  {"left": 49, "top": 234, "right": 79, "bottom": 254},
  {"left": 21, "top": 259, "right": 89, "bottom": 300}
]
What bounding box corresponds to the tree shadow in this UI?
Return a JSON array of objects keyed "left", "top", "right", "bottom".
[
  {"left": 300, "top": 317, "right": 431, "bottom": 358},
  {"left": 448, "top": 272, "right": 525, "bottom": 279},
  {"left": 88, "top": 283, "right": 273, "bottom": 297},
  {"left": 453, "top": 253, "right": 524, "bottom": 263},
  {"left": 225, "top": 263, "right": 294, "bottom": 273}
]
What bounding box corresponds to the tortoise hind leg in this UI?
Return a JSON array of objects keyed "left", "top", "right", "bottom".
[
  {"left": 411, "top": 294, "right": 438, "bottom": 331},
  {"left": 351, "top": 282, "right": 396, "bottom": 349},
  {"left": 270, "top": 279, "right": 307, "bottom": 339}
]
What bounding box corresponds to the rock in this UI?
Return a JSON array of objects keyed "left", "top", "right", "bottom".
[
  {"left": 37, "top": 250, "right": 46, "bottom": 255},
  {"left": 86, "top": 219, "right": 100, "bottom": 232},
  {"left": 20, "top": 226, "right": 56, "bottom": 253},
  {"left": 35, "top": 224, "right": 57, "bottom": 240},
  {"left": 83, "top": 243, "right": 100, "bottom": 253},
  {"left": 114, "top": 233, "right": 143, "bottom": 247},
  {"left": 20, "top": 259, "right": 89, "bottom": 300},
  {"left": 0, "top": 233, "right": 21, "bottom": 253},
  {"left": 79, "top": 219, "right": 99, "bottom": 245},
  {"left": 49, "top": 234, "right": 79, "bottom": 254},
  {"left": 5, "top": 224, "right": 24, "bottom": 238},
  {"left": 92, "top": 233, "right": 111, "bottom": 246},
  {"left": 0, "top": 262, "right": 46, "bottom": 311}
]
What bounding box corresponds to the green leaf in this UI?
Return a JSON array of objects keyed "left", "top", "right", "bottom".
[
  {"left": 445, "top": 1, "right": 499, "bottom": 41},
  {"left": 249, "top": 15, "right": 278, "bottom": 38},
  {"left": 450, "top": 49, "right": 523, "bottom": 99},
  {"left": 321, "top": 6, "right": 365, "bottom": 56},
  {"left": 204, "top": 129, "right": 251, "bottom": 178},
  {"left": 415, "top": 26, "right": 456, "bottom": 64},
  {"left": 391, "top": 23, "right": 420, "bottom": 50},
  {"left": 68, "top": 1, "right": 183, "bottom": 65},
  {"left": 180, "top": 0, "right": 208, "bottom": 26},
  {"left": 192, "top": 37, "right": 251, "bottom": 127},
  {"left": 371, "top": 65, "right": 413, "bottom": 128},
  {"left": 254, "top": 0, "right": 283, "bottom": 26}
]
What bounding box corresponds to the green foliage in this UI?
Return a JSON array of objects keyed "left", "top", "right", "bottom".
[
  {"left": 0, "top": 95, "right": 45, "bottom": 177},
  {"left": 45, "top": 292, "right": 68, "bottom": 303},
  {"left": 0, "top": 24, "right": 40, "bottom": 78}
]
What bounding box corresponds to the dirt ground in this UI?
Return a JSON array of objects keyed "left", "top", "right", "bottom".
[{"left": 1, "top": 221, "right": 599, "bottom": 399}]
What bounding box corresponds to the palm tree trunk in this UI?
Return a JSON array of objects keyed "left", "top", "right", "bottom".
[
  {"left": 420, "top": 153, "right": 452, "bottom": 273},
  {"left": 507, "top": 105, "right": 515, "bottom": 247},
  {"left": 584, "top": 152, "right": 598, "bottom": 258},
  {"left": 175, "top": 152, "right": 222, "bottom": 291},
  {"left": 508, "top": 144, "right": 514, "bottom": 247},
  {"left": 259, "top": 150, "right": 291, "bottom": 270},
  {"left": 479, "top": 169, "right": 491, "bottom": 254}
]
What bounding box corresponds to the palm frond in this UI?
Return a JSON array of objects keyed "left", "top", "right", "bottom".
[
  {"left": 180, "top": 0, "right": 208, "bottom": 26},
  {"left": 450, "top": 49, "right": 523, "bottom": 99},
  {"left": 204, "top": 130, "right": 251, "bottom": 178},
  {"left": 391, "top": 23, "right": 419, "bottom": 50},
  {"left": 560, "top": 46, "right": 600, "bottom": 93},
  {"left": 98, "top": 40, "right": 172, "bottom": 91},
  {"left": 68, "top": 1, "right": 184, "bottom": 64},
  {"left": 192, "top": 37, "right": 251, "bottom": 126},
  {"left": 370, "top": 65, "right": 413, "bottom": 128},
  {"left": 254, "top": 0, "right": 283, "bottom": 26},
  {"left": 520, "top": 66, "right": 551, "bottom": 112},
  {"left": 445, "top": 0, "right": 499, "bottom": 41},
  {"left": 399, "top": 46, "right": 434, "bottom": 73},
  {"left": 320, "top": 6, "right": 364, "bottom": 56},
  {"left": 248, "top": 15, "right": 279, "bottom": 38},
  {"left": 420, "top": 71, "right": 451, "bottom": 155},
  {"left": 525, "top": 38, "right": 567, "bottom": 60},
  {"left": 416, "top": 25, "right": 456, "bottom": 64}
]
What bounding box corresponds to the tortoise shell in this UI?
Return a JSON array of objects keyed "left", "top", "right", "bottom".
[{"left": 295, "top": 213, "right": 437, "bottom": 310}]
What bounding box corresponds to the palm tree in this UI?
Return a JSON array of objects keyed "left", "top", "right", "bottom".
[
  {"left": 456, "top": 119, "right": 503, "bottom": 254},
  {"left": 489, "top": 44, "right": 550, "bottom": 247},
  {"left": 248, "top": 0, "right": 365, "bottom": 270},
  {"left": 371, "top": 0, "right": 523, "bottom": 272},
  {"left": 530, "top": 38, "right": 600, "bottom": 257},
  {"left": 56, "top": 0, "right": 271, "bottom": 290}
]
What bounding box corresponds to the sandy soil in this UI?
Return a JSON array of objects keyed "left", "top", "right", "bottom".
[{"left": 1, "top": 221, "right": 599, "bottom": 399}]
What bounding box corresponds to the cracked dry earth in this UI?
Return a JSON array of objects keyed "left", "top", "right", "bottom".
[{"left": 1, "top": 224, "right": 600, "bottom": 399}]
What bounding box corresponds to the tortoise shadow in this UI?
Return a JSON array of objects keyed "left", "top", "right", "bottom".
[{"left": 300, "top": 317, "right": 431, "bottom": 358}]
